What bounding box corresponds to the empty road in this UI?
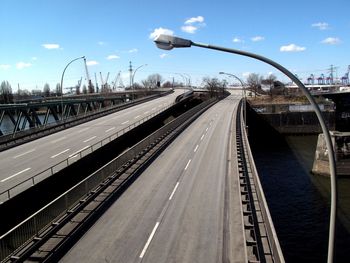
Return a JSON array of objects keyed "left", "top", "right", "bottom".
[
  {"left": 61, "top": 91, "right": 247, "bottom": 263},
  {"left": 0, "top": 90, "right": 183, "bottom": 199}
]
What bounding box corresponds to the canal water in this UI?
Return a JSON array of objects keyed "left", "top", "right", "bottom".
[
  {"left": 248, "top": 111, "right": 350, "bottom": 262},
  {"left": 0, "top": 114, "right": 57, "bottom": 135}
]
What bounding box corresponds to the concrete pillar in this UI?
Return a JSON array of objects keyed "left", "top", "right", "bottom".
[{"left": 312, "top": 131, "right": 350, "bottom": 176}]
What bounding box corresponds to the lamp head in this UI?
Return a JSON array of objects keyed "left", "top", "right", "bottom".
[{"left": 154, "top": 34, "right": 192, "bottom": 50}]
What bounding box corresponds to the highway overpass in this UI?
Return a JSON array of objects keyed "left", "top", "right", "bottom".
[{"left": 0, "top": 90, "right": 284, "bottom": 262}]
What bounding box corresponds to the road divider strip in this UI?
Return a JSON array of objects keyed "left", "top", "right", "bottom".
[
  {"left": 13, "top": 149, "right": 36, "bottom": 159},
  {"left": 139, "top": 222, "right": 160, "bottom": 258},
  {"left": 169, "top": 182, "right": 180, "bottom": 200},
  {"left": 83, "top": 136, "right": 97, "bottom": 143},
  {"left": 50, "top": 149, "right": 70, "bottom": 159},
  {"left": 1, "top": 168, "right": 31, "bottom": 183}
]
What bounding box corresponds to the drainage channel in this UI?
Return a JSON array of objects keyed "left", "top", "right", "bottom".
[{"left": 0, "top": 98, "right": 218, "bottom": 263}]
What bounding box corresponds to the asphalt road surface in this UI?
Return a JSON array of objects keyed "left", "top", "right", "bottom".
[
  {"left": 0, "top": 90, "right": 183, "bottom": 199},
  {"left": 61, "top": 91, "right": 247, "bottom": 263}
]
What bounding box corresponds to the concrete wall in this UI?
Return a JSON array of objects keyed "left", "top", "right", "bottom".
[
  {"left": 312, "top": 131, "right": 350, "bottom": 176},
  {"left": 249, "top": 102, "right": 335, "bottom": 134}
]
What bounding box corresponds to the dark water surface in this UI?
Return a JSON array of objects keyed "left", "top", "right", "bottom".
[{"left": 248, "top": 123, "right": 350, "bottom": 262}]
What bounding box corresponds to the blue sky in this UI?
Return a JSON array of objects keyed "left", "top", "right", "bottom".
[{"left": 0, "top": 0, "right": 349, "bottom": 92}]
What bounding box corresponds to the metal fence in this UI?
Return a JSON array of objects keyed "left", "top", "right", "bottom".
[
  {"left": 0, "top": 91, "right": 173, "bottom": 147},
  {"left": 0, "top": 98, "right": 215, "bottom": 262},
  {"left": 0, "top": 102, "right": 174, "bottom": 203}
]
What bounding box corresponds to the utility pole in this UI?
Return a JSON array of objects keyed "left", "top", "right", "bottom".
[
  {"left": 129, "top": 61, "right": 133, "bottom": 100},
  {"left": 94, "top": 73, "right": 99, "bottom": 93},
  {"left": 129, "top": 61, "right": 133, "bottom": 89}
]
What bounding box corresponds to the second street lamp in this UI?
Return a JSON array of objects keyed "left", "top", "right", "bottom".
[
  {"left": 219, "top": 71, "right": 247, "bottom": 129},
  {"left": 154, "top": 34, "right": 337, "bottom": 263},
  {"left": 131, "top": 64, "right": 148, "bottom": 100},
  {"left": 60, "top": 56, "right": 85, "bottom": 121}
]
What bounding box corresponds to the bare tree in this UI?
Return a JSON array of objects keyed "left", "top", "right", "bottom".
[
  {"left": 246, "top": 73, "right": 262, "bottom": 97},
  {"left": 43, "top": 83, "right": 50, "bottom": 97},
  {"left": 162, "top": 81, "right": 173, "bottom": 88},
  {"left": 56, "top": 83, "right": 61, "bottom": 96},
  {"left": 142, "top": 74, "right": 163, "bottom": 89},
  {"left": 202, "top": 77, "right": 226, "bottom": 97},
  {"left": 0, "top": 81, "right": 13, "bottom": 103}
]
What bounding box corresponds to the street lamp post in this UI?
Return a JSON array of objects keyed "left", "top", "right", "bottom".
[
  {"left": 60, "top": 56, "right": 85, "bottom": 121},
  {"left": 219, "top": 72, "right": 247, "bottom": 128},
  {"left": 183, "top": 73, "right": 192, "bottom": 88},
  {"left": 176, "top": 73, "right": 187, "bottom": 88},
  {"left": 154, "top": 34, "right": 337, "bottom": 263},
  {"left": 131, "top": 64, "right": 148, "bottom": 100}
]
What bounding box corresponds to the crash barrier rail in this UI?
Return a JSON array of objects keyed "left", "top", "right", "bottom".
[
  {"left": 0, "top": 98, "right": 216, "bottom": 262},
  {"left": 239, "top": 100, "right": 285, "bottom": 263}
]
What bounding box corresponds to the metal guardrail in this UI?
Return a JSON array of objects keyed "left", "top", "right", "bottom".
[
  {"left": 240, "top": 100, "right": 285, "bottom": 263},
  {"left": 0, "top": 102, "right": 175, "bottom": 203},
  {"left": 250, "top": 102, "right": 334, "bottom": 114},
  {"left": 0, "top": 98, "right": 216, "bottom": 262}
]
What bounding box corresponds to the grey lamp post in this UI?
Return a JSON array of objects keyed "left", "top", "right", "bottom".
[
  {"left": 183, "top": 73, "right": 192, "bottom": 88},
  {"left": 154, "top": 34, "right": 337, "bottom": 263},
  {"left": 131, "top": 64, "right": 148, "bottom": 99},
  {"left": 176, "top": 73, "right": 187, "bottom": 88},
  {"left": 219, "top": 71, "right": 247, "bottom": 128},
  {"left": 60, "top": 56, "right": 85, "bottom": 121}
]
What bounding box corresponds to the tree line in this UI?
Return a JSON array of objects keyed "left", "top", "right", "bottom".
[{"left": 3, "top": 73, "right": 273, "bottom": 104}]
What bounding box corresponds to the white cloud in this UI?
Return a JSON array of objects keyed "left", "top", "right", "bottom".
[
  {"left": 128, "top": 48, "right": 138, "bottom": 53},
  {"left": 242, "top": 72, "right": 251, "bottom": 78},
  {"left": 86, "top": 60, "right": 99, "bottom": 66},
  {"left": 280, "top": 44, "right": 306, "bottom": 52},
  {"left": 149, "top": 27, "right": 174, "bottom": 40},
  {"left": 31, "top": 57, "right": 38, "bottom": 61},
  {"left": 321, "top": 37, "right": 341, "bottom": 45},
  {"left": 182, "top": 16, "right": 205, "bottom": 34},
  {"left": 16, "top": 62, "right": 32, "bottom": 69},
  {"left": 0, "top": 64, "right": 11, "bottom": 70},
  {"left": 98, "top": 41, "right": 106, "bottom": 46},
  {"left": 251, "top": 36, "right": 264, "bottom": 42},
  {"left": 312, "top": 22, "right": 329, "bottom": 30},
  {"left": 160, "top": 53, "right": 168, "bottom": 59},
  {"left": 233, "top": 37, "right": 243, "bottom": 43},
  {"left": 107, "top": 55, "right": 120, "bottom": 60},
  {"left": 185, "top": 16, "right": 204, "bottom": 24},
  {"left": 181, "top": 25, "right": 197, "bottom": 34},
  {"left": 42, "top": 43, "right": 60, "bottom": 49}
]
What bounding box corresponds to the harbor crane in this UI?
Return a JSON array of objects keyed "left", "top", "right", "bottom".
[
  {"left": 341, "top": 65, "right": 350, "bottom": 85},
  {"left": 83, "top": 58, "right": 94, "bottom": 93},
  {"left": 100, "top": 72, "right": 110, "bottom": 92},
  {"left": 112, "top": 71, "right": 121, "bottom": 90},
  {"left": 307, "top": 74, "right": 315, "bottom": 85}
]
